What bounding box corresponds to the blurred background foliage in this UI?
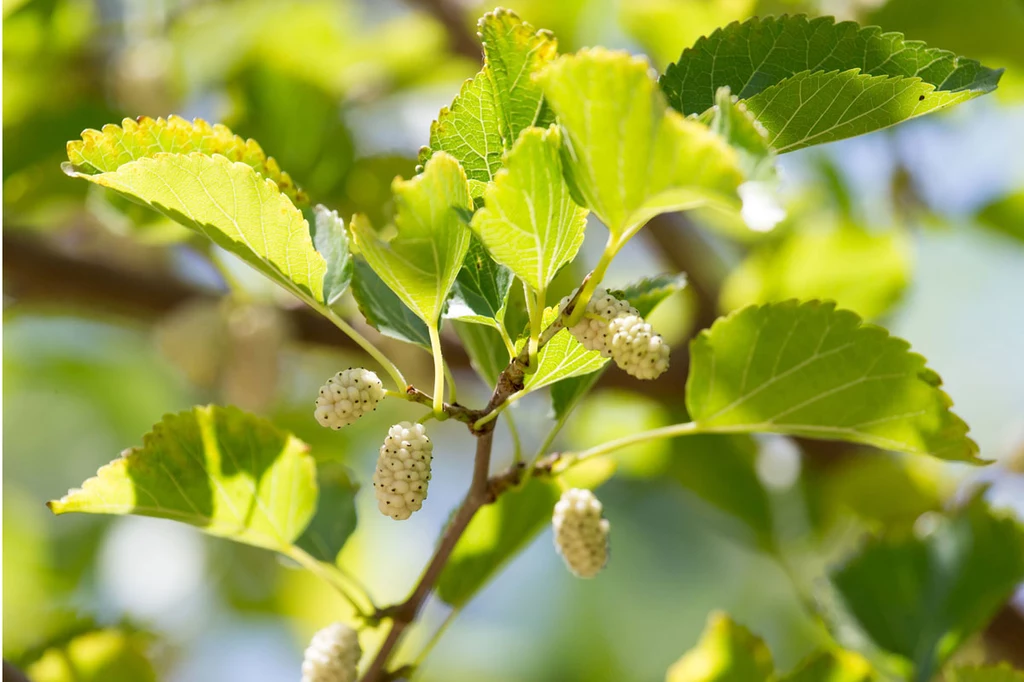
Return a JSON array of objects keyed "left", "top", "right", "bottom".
[{"left": 4, "top": 0, "right": 1024, "bottom": 680}]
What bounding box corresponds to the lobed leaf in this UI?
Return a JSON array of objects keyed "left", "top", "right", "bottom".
[
  {"left": 65, "top": 152, "right": 327, "bottom": 305},
  {"left": 420, "top": 9, "right": 557, "bottom": 183},
  {"left": 686, "top": 300, "right": 979, "bottom": 461},
  {"left": 48, "top": 406, "right": 318, "bottom": 552},
  {"left": 832, "top": 497, "right": 1024, "bottom": 671},
  {"left": 350, "top": 152, "right": 474, "bottom": 326},
  {"left": 471, "top": 126, "right": 588, "bottom": 292},
  {"left": 65, "top": 115, "right": 305, "bottom": 204},
  {"left": 536, "top": 48, "right": 745, "bottom": 238},
  {"left": 661, "top": 15, "right": 1002, "bottom": 117}
]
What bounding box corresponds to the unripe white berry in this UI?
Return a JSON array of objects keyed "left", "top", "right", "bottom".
[
  {"left": 301, "top": 622, "right": 360, "bottom": 682},
  {"left": 314, "top": 368, "right": 385, "bottom": 430},
  {"left": 372, "top": 422, "right": 433, "bottom": 520},
  {"left": 560, "top": 289, "right": 637, "bottom": 356},
  {"left": 552, "top": 488, "right": 610, "bottom": 578},
  {"left": 607, "top": 313, "right": 671, "bottom": 380}
]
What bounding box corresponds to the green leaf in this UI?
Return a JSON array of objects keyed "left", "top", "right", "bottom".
[
  {"left": 686, "top": 300, "right": 979, "bottom": 462},
  {"left": 294, "top": 462, "right": 358, "bottom": 563},
  {"left": 26, "top": 629, "right": 156, "bottom": 682},
  {"left": 701, "top": 87, "right": 776, "bottom": 182},
  {"left": 609, "top": 273, "right": 689, "bottom": 318},
  {"left": 666, "top": 611, "right": 774, "bottom": 682},
  {"left": 64, "top": 152, "right": 326, "bottom": 305},
  {"left": 48, "top": 405, "right": 318, "bottom": 552},
  {"left": 977, "top": 190, "right": 1024, "bottom": 244},
  {"left": 742, "top": 69, "right": 981, "bottom": 153},
  {"left": 350, "top": 152, "right": 473, "bottom": 326},
  {"left": 454, "top": 320, "right": 511, "bottom": 384},
  {"left": 309, "top": 205, "right": 353, "bottom": 308},
  {"left": 445, "top": 238, "right": 515, "bottom": 327},
  {"left": 663, "top": 434, "right": 775, "bottom": 550},
  {"left": 420, "top": 9, "right": 557, "bottom": 183},
  {"left": 351, "top": 258, "right": 431, "bottom": 349},
  {"left": 661, "top": 15, "right": 1002, "bottom": 117},
  {"left": 536, "top": 49, "right": 744, "bottom": 238},
  {"left": 521, "top": 308, "right": 608, "bottom": 394},
  {"left": 437, "top": 476, "right": 561, "bottom": 607},
  {"left": 831, "top": 497, "right": 1024, "bottom": 670},
  {"left": 471, "top": 126, "right": 588, "bottom": 292},
  {"left": 949, "top": 666, "right": 1024, "bottom": 682},
  {"left": 65, "top": 115, "right": 306, "bottom": 204},
  {"left": 720, "top": 226, "right": 911, "bottom": 320},
  {"left": 777, "top": 650, "right": 876, "bottom": 682},
  {"left": 550, "top": 371, "right": 604, "bottom": 421}
]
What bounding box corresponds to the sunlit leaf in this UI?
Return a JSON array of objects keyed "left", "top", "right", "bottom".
[
  {"left": 720, "top": 226, "right": 911, "bottom": 320},
  {"left": 831, "top": 497, "right": 1024, "bottom": 671},
  {"left": 351, "top": 258, "right": 431, "bottom": 350},
  {"left": 350, "top": 152, "right": 473, "bottom": 326},
  {"left": 471, "top": 126, "right": 588, "bottom": 292},
  {"left": 48, "top": 405, "right": 317, "bottom": 552},
  {"left": 308, "top": 205, "right": 353, "bottom": 308},
  {"left": 777, "top": 650, "right": 876, "bottom": 682},
  {"left": 661, "top": 16, "right": 1003, "bottom": 143},
  {"left": 666, "top": 611, "right": 774, "bottom": 682},
  {"left": 64, "top": 152, "right": 326, "bottom": 305},
  {"left": 65, "top": 115, "right": 305, "bottom": 204},
  {"left": 520, "top": 308, "right": 608, "bottom": 394},
  {"left": 700, "top": 88, "right": 775, "bottom": 182},
  {"left": 686, "top": 300, "right": 979, "bottom": 462},
  {"left": 294, "top": 462, "right": 358, "bottom": 563},
  {"left": 536, "top": 48, "right": 744, "bottom": 238},
  {"left": 977, "top": 190, "right": 1024, "bottom": 244},
  {"left": 26, "top": 629, "right": 156, "bottom": 682},
  {"left": 609, "top": 273, "right": 689, "bottom": 318},
  {"left": 420, "top": 9, "right": 557, "bottom": 183}
]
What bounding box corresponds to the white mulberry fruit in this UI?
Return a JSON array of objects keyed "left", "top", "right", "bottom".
[
  {"left": 314, "top": 368, "right": 385, "bottom": 430},
  {"left": 372, "top": 422, "right": 432, "bottom": 520},
  {"left": 560, "top": 288, "right": 637, "bottom": 355},
  {"left": 607, "top": 313, "right": 671, "bottom": 380},
  {"left": 301, "top": 622, "right": 361, "bottom": 682},
  {"left": 552, "top": 488, "right": 610, "bottom": 578}
]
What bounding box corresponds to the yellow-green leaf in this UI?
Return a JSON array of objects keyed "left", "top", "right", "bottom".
[{"left": 666, "top": 612, "right": 774, "bottom": 682}]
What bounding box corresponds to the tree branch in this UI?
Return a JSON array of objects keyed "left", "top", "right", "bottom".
[{"left": 404, "top": 0, "right": 480, "bottom": 61}]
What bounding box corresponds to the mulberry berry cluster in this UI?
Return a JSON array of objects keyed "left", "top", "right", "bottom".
[
  {"left": 552, "top": 488, "right": 610, "bottom": 578},
  {"left": 372, "top": 421, "right": 433, "bottom": 520},
  {"left": 314, "top": 368, "right": 385, "bottom": 430},
  {"left": 301, "top": 622, "right": 361, "bottom": 682},
  {"left": 561, "top": 289, "right": 670, "bottom": 380}
]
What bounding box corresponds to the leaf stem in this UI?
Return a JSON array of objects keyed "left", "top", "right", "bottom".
[
  {"left": 411, "top": 607, "right": 461, "bottom": 672},
  {"left": 525, "top": 282, "right": 544, "bottom": 369},
  {"left": 324, "top": 310, "right": 407, "bottom": 390},
  {"left": 284, "top": 545, "right": 375, "bottom": 619},
  {"left": 442, "top": 359, "right": 458, "bottom": 404},
  {"left": 565, "top": 235, "right": 620, "bottom": 327},
  {"left": 497, "top": 323, "right": 517, "bottom": 360},
  {"left": 559, "top": 421, "right": 700, "bottom": 469},
  {"left": 428, "top": 325, "right": 446, "bottom": 416}
]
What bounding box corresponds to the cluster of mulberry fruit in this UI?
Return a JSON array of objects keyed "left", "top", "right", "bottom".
[
  {"left": 561, "top": 289, "right": 670, "bottom": 379},
  {"left": 314, "top": 368, "right": 385, "bottom": 430},
  {"left": 301, "top": 622, "right": 361, "bottom": 682},
  {"left": 552, "top": 488, "right": 611, "bottom": 578},
  {"left": 372, "top": 421, "right": 433, "bottom": 520}
]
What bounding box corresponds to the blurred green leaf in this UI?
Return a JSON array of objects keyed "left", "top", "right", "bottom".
[
  {"left": 64, "top": 152, "right": 326, "bottom": 305},
  {"left": 308, "top": 205, "right": 353, "bottom": 308},
  {"left": 720, "top": 226, "right": 911, "bottom": 320},
  {"left": 351, "top": 258, "right": 431, "bottom": 349},
  {"left": 777, "top": 650, "right": 876, "bottom": 682},
  {"left": 550, "top": 371, "right": 603, "bottom": 421},
  {"left": 666, "top": 611, "right": 773, "bottom": 682},
  {"left": 949, "top": 666, "right": 1024, "bottom": 682},
  {"left": 445, "top": 239, "right": 515, "bottom": 328},
  {"left": 976, "top": 190, "right": 1024, "bottom": 243},
  {"left": 294, "top": 462, "right": 358, "bottom": 564},
  {"left": 64, "top": 115, "right": 305, "bottom": 204},
  {"left": 437, "top": 477, "right": 561, "bottom": 607},
  {"left": 421, "top": 8, "right": 557, "bottom": 182},
  {"left": 350, "top": 152, "right": 473, "bottom": 326},
  {"left": 48, "top": 405, "right": 317, "bottom": 552},
  {"left": 661, "top": 16, "right": 1002, "bottom": 150},
  {"left": 471, "top": 126, "right": 588, "bottom": 292},
  {"left": 537, "top": 49, "right": 744, "bottom": 238},
  {"left": 620, "top": 0, "right": 755, "bottom": 69},
  {"left": 26, "top": 629, "right": 155, "bottom": 682},
  {"left": 831, "top": 497, "right": 1024, "bottom": 671},
  {"left": 686, "top": 300, "right": 979, "bottom": 462},
  {"left": 569, "top": 390, "right": 672, "bottom": 477}
]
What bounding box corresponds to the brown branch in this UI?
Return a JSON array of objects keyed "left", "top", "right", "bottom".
[
  {"left": 405, "top": 0, "right": 480, "bottom": 61},
  {"left": 3, "top": 661, "right": 32, "bottom": 682},
  {"left": 360, "top": 430, "right": 495, "bottom": 681}
]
